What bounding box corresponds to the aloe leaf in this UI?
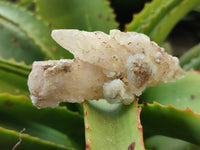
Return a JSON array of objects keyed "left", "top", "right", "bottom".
[
  {"left": 35, "top": 0, "right": 118, "bottom": 33},
  {"left": 145, "top": 135, "right": 200, "bottom": 150},
  {"left": 0, "top": 1, "right": 72, "bottom": 59},
  {"left": 0, "top": 58, "right": 31, "bottom": 77},
  {"left": 0, "top": 94, "right": 85, "bottom": 149},
  {"left": 0, "top": 127, "right": 74, "bottom": 150},
  {"left": 83, "top": 100, "right": 145, "bottom": 150},
  {"left": 140, "top": 71, "right": 200, "bottom": 112},
  {"left": 180, "top": 43, "right": 200, "bottom": 66},
  {"left": 179, "top": 43, "right": 200, "bottom": 70},
  {"left": 140, "top": 102, "right": 200, "bottom": 145},
  {"left": 0, "top": 69, "right": 28, "bottom": 95},
  {"left": 0, "top": 58, "right": 30, "bottom": 95},
  {"left": 0, "top": 18, "right": 45, "bottom": 64},
  {"left": 183, "top": 57, "right": 200, "bottom": 71},
  {"left": 140, "top": 71, "right": 200, "bottom": 144},
  {"left": 126, "top": 0, "right": 200, "bottom": 45}
]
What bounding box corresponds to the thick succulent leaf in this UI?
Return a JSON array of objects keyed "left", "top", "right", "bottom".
[
  {"left": 0, "top": 69, "right": 28, "bottom": 95},
  {"left": 83, "top": 100, "right": 145, "bottom": 150},
  {"left": 140, "top": 102, "right": 200, "bottom": 145},
  {"left": 0, "top": 58, "right": 30, "bottom": 95},
  {"left": 0, "top": 58, "right": 30, "bottom": 77},
  {"left": 180, "top": 43, "right": 200, "bottom": 71},
  {"left": 140, "top": 71, "right": 200, "bottom": 144},
  {"left": 60, "top": 102, "right": 84, "bottom": 116},
  {"left": 0, "top": 127, "right": 73, "bottom": 150},
  {"left": 35, "top": 0, "right": 118, "bottom": 33},
  {"left": 0, "top": 94, "right": 85, "bottom": 149},
  {"left": 182, "top": 57, "right": 200, "bottom": 71},
  {"left": 0, "top": 18, "right": 44, "bottom": 64},
  {"left": 126, "top": 0, "right": 200, "bottom": 45},
  {"left": 140, "top": 71, "right": 200, "bottom": 112},
  {"left": 145, "top": 135, "right": 200, "bottom": 150},
  {"left": 0, "top": 1, "right": 72, "bottom": 59}
]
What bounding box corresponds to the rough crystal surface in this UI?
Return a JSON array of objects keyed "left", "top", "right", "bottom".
[{"left": 28, "top": 29, "right": 184, "bottom": 108}]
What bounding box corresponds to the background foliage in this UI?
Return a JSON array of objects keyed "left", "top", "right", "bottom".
[{"left": 0, "top": 0, "right": 200, "bottom": 149}]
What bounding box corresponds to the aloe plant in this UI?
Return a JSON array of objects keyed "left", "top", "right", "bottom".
[{"left": 0, "top": 0, "right": 200, "bottom": 149}]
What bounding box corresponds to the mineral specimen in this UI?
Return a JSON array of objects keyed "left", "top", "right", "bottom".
[{"left": 28, "top": 29, "right": 184, "bottom": 108}]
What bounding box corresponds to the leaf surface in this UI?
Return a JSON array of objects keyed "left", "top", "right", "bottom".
[
  {"left": 0, "top": 94, "right": 85, "bottom": 149},
  {"left": 36, "top": 0, "right": 118, "bottom": 33},
  {"left": 180, "top": 43, "right": 200, "bottom": 71},
  {"left": 126, "top": 0, "right": 200, "bottom": 45},
  {"left": 140, "top": 102, "right": 200, "bottom": 145},
  {"left": 145, "top": 135, "right": 200, "bottom": 150},
  {"left": 0, "top": 18, "right": 44, "bottom": 64},
  {"left": 0, "top": 1, "right": 72, "bottom": 59},
  {"left": 83, "top": 100, "right": 145, "bottom": 150},
  {"left": 0, "top": 58, "right": 30, "bottom": 95},
  {"left": 140, "top": 71, "right": 200, "bottom": 144},
  {"left": 140, "top": 71, "right": 200, "bottom": 112},
  {"left": 0, "top": 127, "right": 73, "bottom": 150}
]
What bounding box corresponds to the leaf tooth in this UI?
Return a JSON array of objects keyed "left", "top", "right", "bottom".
[
  {"left": 150, "top": 101, "right": 200, "bottom": 118},
  {"left": 152, "top": 101, "right": 162, "bottom": 105},
  {"left": 3, "top": 92, "right": 9, "bottom": 95},
  {"left": 9, "top": 57, "right": 16, "bottom": 62},
  {"left": 19, "top": 61, "right": 25, "bottom": 65},
  {"left": 135, "top": 98, "right": 145, "bottom": 149},
  {"left": 144, "top": 2, "right": 150, "bottom": 7},
  {"left": 142, "top": 24, "right": 147, "bottom": 30},
  {"left": 105, "top": 0, "right": 117, "bottom": 23},
  {"left": 20, "top": 94, "right": 29, "bottom": 99},
  {"left": 82, "top": 102, "right": 91, "bottom": 150},
  {"left": 167, "top": 103, "right": 175, "bottom": 108},
  {"left": 185, "top": 107, "right": 200, "bottom": 117},
  {"left": 133, "top": 13, "right": 138, "bottom": 18}
]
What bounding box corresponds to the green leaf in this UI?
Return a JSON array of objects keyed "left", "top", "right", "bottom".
[
  {"left": 35, "top": 0, "right": 118, "bottom": 33},
  {"left": 0, "top": 18, "right": 45, "bottom": 64},
  {"left": 0, "top": 58, "right": 31, "bottom": 77},
  {"left": 0, "top": 58, "right": 30, "bottom": 95},
  {"left": 180, "top": 43, "right": 200, "bottom": 67},
  {"left": 0, "top": 127, "right": 73, "bottom": 150},
  {"left": 180, "top": 43, "right": 200, "bottom": 71},
  {"left": 182, "top": 57, "right": 200, "bottom": 71},
  {"left": 0, "top": 1, "right": 72, "bottom": 59},
  {"left": 140, "top": 102, "right": 200, "bottom": 145},
  {"left": 0, "top": 94, "right": 85, "bottom": 149},
  {"left": 83, "top": 100, "right": 145, "bottom": 150},
  {"left": 140, "top": 71, "right": 200, "bottom": 112},
  {"left": 140, "top": 71, "right": 200, "bottom": 144},
  {"left": 0, "top": 69, "right": 28, "bottom": 95},
  {"left": 145, "top": 135, "right": 200, "bottom": 150},
  {"left": 126, "top": 0, "right": 200, "bottom": 45}
]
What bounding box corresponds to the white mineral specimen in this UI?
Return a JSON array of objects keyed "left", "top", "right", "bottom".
[{"left": 28, "top": 29, "right": 184, "bottom": 108}]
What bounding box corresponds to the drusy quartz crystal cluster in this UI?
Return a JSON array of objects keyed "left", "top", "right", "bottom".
[{"left": 28, "top": 30, "right": 184, "bottom": 108}]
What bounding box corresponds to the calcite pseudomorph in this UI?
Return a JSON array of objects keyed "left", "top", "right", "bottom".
[{"left": 28, "top": 29, "right": 184, "bottom": 108}]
